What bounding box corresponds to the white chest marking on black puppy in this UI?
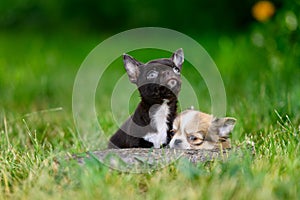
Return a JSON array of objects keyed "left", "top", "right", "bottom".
[{"left": 143, "top": 100, "right": 169, "bottom": 148}]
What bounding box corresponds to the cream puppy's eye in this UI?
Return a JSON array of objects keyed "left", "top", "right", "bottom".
[
  {"left": 187, "top": 133, "right": 204, "bottom": 146},
  {"left": 170, "top": 129, "right": 176, "bottom": 137},
  {"left": 173, "top": 67, "right": 180, "bottom": 75},
  {"left": 188, "top": 135, "right": 197, "bottom": 141},
  {"left": 147, "top": 70, "right": 159, "bottom": 79}
]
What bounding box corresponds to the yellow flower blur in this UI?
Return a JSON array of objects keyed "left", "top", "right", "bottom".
[{"left": 252, "top": 1, "right": 275, "bottom": 22}]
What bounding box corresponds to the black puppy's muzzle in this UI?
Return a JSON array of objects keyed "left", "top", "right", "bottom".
[{"left": 157, "top": 82, "right": 181, "bottom": 99}]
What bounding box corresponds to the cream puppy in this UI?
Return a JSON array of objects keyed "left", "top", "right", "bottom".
[{"left": 169, "top": 109, "right": 236, "bottom": 149}]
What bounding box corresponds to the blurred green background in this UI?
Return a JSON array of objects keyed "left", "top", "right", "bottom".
[
  {"left": 0, "top": 0, "right": 271, "bottom": 32},
  {"left": 1, "top": 0, "right": 299, "bottom": 128},
  {"left": 1, "top": 0, "right": 300, "bottom": 150}
]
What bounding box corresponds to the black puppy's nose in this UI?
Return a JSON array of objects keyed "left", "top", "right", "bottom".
[{"left": 174, "top": 139, "right": 182, "bottom": 145}]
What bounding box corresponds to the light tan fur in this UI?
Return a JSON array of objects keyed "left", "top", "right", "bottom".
[{"left": 169, "top": 109, "right": 236, "bottom": 149}]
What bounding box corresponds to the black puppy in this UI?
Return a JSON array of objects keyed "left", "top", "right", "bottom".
[{"left": 108, "top": 49, "right": 184, "bottom": 148}]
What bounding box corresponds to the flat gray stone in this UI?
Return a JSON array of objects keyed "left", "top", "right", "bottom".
[{"left": 69, "top": 148, "right": 246, "bottom": 173}]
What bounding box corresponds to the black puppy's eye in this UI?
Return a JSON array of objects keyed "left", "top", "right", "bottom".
[
  {"left": 147, "top": 70, "right": 159, "bottom": 79},
  {"left": 173, "top": 67, "right": 180, "bottom": 75}
]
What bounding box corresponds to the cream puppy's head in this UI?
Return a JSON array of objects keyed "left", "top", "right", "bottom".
[{"left": 169, "top": 110, "right": 236, "bottom": 149}]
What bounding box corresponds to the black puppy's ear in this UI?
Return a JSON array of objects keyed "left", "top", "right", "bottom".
[
  {"left": 123, "top": 54, "right": 143, "bottom": 84},
  {"left": 171, "top": 48, "right": 184, "bottom": 69}
]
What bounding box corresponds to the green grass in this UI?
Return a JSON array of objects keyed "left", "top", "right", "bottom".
[{"left": 0, "top": 30, "right": 300, "bottom": 199}]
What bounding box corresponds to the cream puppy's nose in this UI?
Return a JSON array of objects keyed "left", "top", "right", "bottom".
[{"left": 174, "top": 139, "right": 182, "bottom": 145}]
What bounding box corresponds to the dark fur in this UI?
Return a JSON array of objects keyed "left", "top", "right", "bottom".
[
  {"left": 108, "top": 50, "right": 184, "bottom": 148},
  {"left": 108, "top": 94, "right": 177, "bottom": 148}
]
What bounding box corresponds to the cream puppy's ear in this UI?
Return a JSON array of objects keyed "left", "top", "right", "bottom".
[
  {"left": 219, "top": 118, "right": 236, "bottom": 137},
  {"left": 211, "top": 117, "right": 236, "bottom": 138}
]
